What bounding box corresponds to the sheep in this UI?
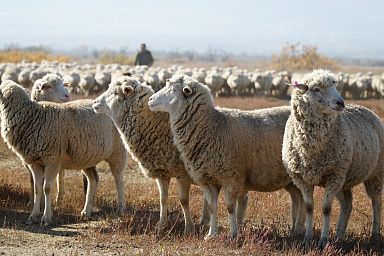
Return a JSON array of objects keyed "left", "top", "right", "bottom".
[
  {"left": 271, "top": 71, "right": 290, "bottom": 98},
  {"left": 282, "top": 69, "right": 384, "bottom": 248},
  {"left": 227, "top": 72, "right": 251, "bottom": 96},
  {"left": 158, "top": 69, "right": 172, "bottom": 86},
  {"left": 191, "top": 68, "right": 207, "bottom": 83},
  {"left": 347, "top": 73, "right": 369, "bottom": 99},
  {"left": 148, "top": 75, "right": 305, "bottom": 240},
  {"left": 1, "top": 66, "right": 19, "bottom": 83},
  {"left": 92, "top": 76, "right": 248, "bottom": 234},
  {"left": 62, "top": 72, "right": 81, "bottom": 95},
  {"left": 94, "top": 71, "right": 111, "bottom": 93},
  {"left": 18, "top": 68, "right": 32, "bottom": 87},
  {"left": 336, "top": 72, "right": 349, "bottom": 98},
  {"left": 79, "top": 72, "right": 96, "bottom": 96},
  {"left": 204, "top": 69, "right": 224, "bottom": 96},
  {"left": 30, "top": 74, "right": 98, "bottom": 207},
  {"left": 372, "top": 73, "right": 384, "bottom": 98},
  {"left": 29, "top": 69, "right": 48, "bottom": 85},
  {"left": 251, "top": 71, "right": 273, "bottom": 96},
  {"left": 143, "top": 71, "right": 161, "bottom": 92},
  {"left": 0, "top": 80, "right": 127, "bottom": 226}
]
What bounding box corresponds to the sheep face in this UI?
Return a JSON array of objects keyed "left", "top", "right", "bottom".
[
  {"left": 32, "top": 77, "right": 70, "bottom": 103},
  {"left": 293, "top": 70, "right": 345, "bottom": 115},
  {"left": 148, "top": 75, "right": 212, "bottom": 113},
  {"left": 93, "top": 76, "right": 151, "bottom": 119}
]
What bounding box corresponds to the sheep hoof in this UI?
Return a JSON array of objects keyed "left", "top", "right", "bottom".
[
  {"left": 230, "top": 232, "right": 238, "bottom": 240},
  {"left": 80, "top": 211, "right": 91, "bottom": 221},
  {"left": 204, "top": 233, "right": 217, "bottom": 241},
  {"left": 116, "top": 206, "right": 126, "bottom": 216},
  {"left": 292, "top": 227, "right": 306, "bottom": 237},
  {"left": 318, "top": 237, "right": 329, "bottom": 250},
  {"left": 26, "top": 200, "right": 34, "bottom": 210},
  {"left": 199, "top": 217, "right": 209, "bottom": 226},
  {"left": 26, "top": 214, "right": 39, "bottom": 225},
  {"left": 301, "top": 236, "right": 313, "bottom": 248},
  {"left": 156, "top": 221, "right": 167, "bottom": 232},
  {"left": 183, "top": 224, "right": 195, "bottom": 236},
  {"left": 40, "top": 215, "right": 52, "bottom": 227},
  {"left": 369, "top": 233, "right": 381, "bottom": 243}
]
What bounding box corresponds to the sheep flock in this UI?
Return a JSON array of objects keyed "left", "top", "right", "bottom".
[
  {"left": 0, "top": 60, "right": 384, "bottom": 253},
  {"left": 1, "top": 60, "right": 384, "bottom": 99}
]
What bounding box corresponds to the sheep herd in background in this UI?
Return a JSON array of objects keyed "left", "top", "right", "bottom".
[
  {"left": 0, "top": 61, "right": 383, "bottom": 250},
  {"left": 1, "top": 60, "right": 384, "bottom": 99}
]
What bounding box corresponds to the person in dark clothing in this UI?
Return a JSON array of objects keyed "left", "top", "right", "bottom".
[{"left": 134, "top": 43, "right": 154, "bottom": 66}]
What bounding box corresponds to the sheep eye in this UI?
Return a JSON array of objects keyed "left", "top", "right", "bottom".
[{"left": 312, "top": 87, "right": 321, "bottom": 92}]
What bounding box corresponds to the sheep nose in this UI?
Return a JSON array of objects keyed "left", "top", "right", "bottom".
[{"left": 336, "top": 100, "right": 345, "bottom": 108}]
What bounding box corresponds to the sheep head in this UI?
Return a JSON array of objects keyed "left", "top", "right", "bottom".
[
  {"left": 148, "top": 75, "right": 213, "bottom": 114},
  {"left": 291, "top": 69, "right": 345, "bottom": 116},
  {"left": 93, "top": 76, "right": 152, "bottom": 120}
]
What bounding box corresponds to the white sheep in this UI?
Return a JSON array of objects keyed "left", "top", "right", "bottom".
[
  {"left": 79, "top": 72, "right": 96, "bottom": 96},
  {"left": 92, "top": 76, "right": 248, "bottom": 234},
  {"left": 204, "top": 69, "right": 224, "bottom": 96},
  {"left": 148, "top": 75, "right": 305, "bottom": 240},
  {"left": 282, "top": 69, "right": 384, "bottom": 248},
  {"left": 62, "top": 72, "right": 81, "bottom": 95},
  {"left": 0, "top": 80, "right": 127, "bottom": 226},
  {"left": 18, "top": 68, "right": 32, "bottom": 87}
]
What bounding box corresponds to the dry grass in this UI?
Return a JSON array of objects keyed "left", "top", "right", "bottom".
[
  {"left": 0, "top": 97, "right": 383, "bottom": 255},
  {"left": 271, "top": 43, "right": 339, "bottom": 71},
  {"left": 0, "top": 50, "right": 71, "bottom": 63}
]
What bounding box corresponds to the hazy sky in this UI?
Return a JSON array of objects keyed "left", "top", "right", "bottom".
[{"left": 1, "top": 0, "right": 384, "bottom": 58}]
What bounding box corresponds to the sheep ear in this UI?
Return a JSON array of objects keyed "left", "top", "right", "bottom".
[
  {"left": 182, "top": 86, "right": 192, "bottom": 96},
  {"left": 294, "top": 84, "right": 308, "bottom": 92},
  {"left": 40, "top": 83, "right": 52, "bottom": 90},
  {"left": 122, "top": 85, "right": 134, "bottom": 96},
  {"left": 286, "top": 82, "right": 308, "bottom": 92}
]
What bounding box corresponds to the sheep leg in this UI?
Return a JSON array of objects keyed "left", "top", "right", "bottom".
[
  {"left": 27, "top": 164, "right": 44, "bottom": 225},
  {"left": 301, "top": 185, "right": 314, "bottom": 245},
  {"left": 203, "top": 184, "right": 219, "bottom": 240},
  {"left": 55, "top": 169, "right": 65, "bottom": 206},
  {"left": 80, "top": 168, "right": 98, "bottom": 220},
  {"left": 109, "top": 162, "right": 126, "bottom": 215},
  {"left": 201, "top": 185, "right": 222, "bottom": 226},
  {"left": 26, "top": 163, "right": 44, "bottom": 210},
  {"left": 285, "top": 183, "right": 305, "bottom": 235},
  {"left": 156, "top": 177, "right": 170, "bottom": 230},
  {"left": 223, "top": 186, "right": 239, "bottom": 239},
  {"left": 237, "top": 192, "right": 248, "bottom": 224},
  {"left": 82, "top": 174, "right": 88, "bottom": 196},
  {"left": 335, "top": 189, "right": 353, "bottom": 238},
  {"left": 41, "top": 164, "right": 61, "bottom": 226},
  {"left": 28, "top": 170, "right": 34, "bottom": 209},
  {"left": 175, "top": 178, "right": 194, "bottom": 235},
  {"left": 200, "top": 196, "right": 210, "bottom": 226},
  {"left": 318, "top": 186, "right": 338, "bottom": 249},
  {"left": 364, "top": 178, "right": 383, "bottom": 238},
  {"left": 82, "top": 168, "right": 98, "bottom": 197}
]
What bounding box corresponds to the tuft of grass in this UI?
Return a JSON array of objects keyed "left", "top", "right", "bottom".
[{"left": 271, "top": 43, "right": 339, "bottom": 71}]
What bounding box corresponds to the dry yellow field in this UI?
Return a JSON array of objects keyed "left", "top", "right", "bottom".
[{"left": 0, "top": 97, "right": 383, "bottom": 255}]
